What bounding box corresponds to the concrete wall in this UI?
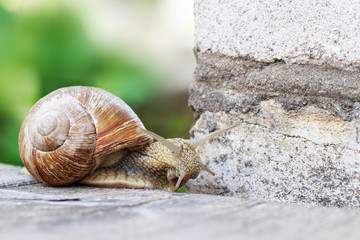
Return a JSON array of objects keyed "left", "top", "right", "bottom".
[{"left": 188, "top": 0, "right": 360, "bottom": 207}]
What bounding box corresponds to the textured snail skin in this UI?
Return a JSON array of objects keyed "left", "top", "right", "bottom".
[
  {"left": 81, "top": 139, "right": 203, "bottom": 191},
  {"left": 18, "top": 86, "right": 216, "bottom": 191}
]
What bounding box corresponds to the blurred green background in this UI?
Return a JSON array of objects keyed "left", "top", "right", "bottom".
[{"left": 0, "top": 0, "right": 195, "bottom": 166}]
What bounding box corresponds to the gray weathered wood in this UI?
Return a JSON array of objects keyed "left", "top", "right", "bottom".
[{"left": 1, "top": 163, "right": 360, "bottom": 240}]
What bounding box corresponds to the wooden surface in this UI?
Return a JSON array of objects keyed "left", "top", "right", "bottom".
[{"left": 1, "top": 163, "right": 360, "bottom": 240}]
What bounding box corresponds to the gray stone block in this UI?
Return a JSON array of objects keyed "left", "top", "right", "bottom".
[{"left": 190, "top": 0, "right": 360, "bottom": 207}]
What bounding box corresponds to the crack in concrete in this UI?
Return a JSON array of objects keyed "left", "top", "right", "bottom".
[{"left": 217, "top": 116, "right": 360, "bottom": 153}]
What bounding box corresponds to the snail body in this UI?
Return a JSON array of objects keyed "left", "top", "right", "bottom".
[
  {"left": 82, "top": 139, "right": 204, "bottom": 191},
  {"left": 19, "top": 86, "right": 236, "bottom": 191}
]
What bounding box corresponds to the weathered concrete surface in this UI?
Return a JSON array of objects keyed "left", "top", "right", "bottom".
[
  {"left": 188, "top": 111, "right": 360, "bottom": 207},
  {"left": 195, "top": 0, "right": 360, "bottom": 71},
  {"left": 188, "top": 51, "right": 360, "bottom": 207},
  {"left": 1, "top": 164, "right": 360, "bottom": 240},
  {"left": 189, "top": 0, "right": 360, "bottom": 207}
]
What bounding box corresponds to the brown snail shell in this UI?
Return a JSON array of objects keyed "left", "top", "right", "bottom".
[{"left": 18, "top": 86, "right": 152, "bottom": 186}]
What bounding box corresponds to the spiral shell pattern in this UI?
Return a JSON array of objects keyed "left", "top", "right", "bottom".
[{"left": 18, "top": 86, "right": 152, "bottom": 186}]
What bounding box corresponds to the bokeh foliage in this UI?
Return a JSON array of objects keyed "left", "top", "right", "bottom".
[{"left": 0, "top": 4, "right": 193, "bottom": 166}]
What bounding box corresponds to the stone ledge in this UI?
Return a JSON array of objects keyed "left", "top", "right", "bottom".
[{"left": 1, "top": 163, "right": 360, "bottom": 240}]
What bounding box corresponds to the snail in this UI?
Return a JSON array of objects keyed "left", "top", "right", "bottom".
[{"left": 18, "top": 86, "right": 237, "bottom": 191}]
